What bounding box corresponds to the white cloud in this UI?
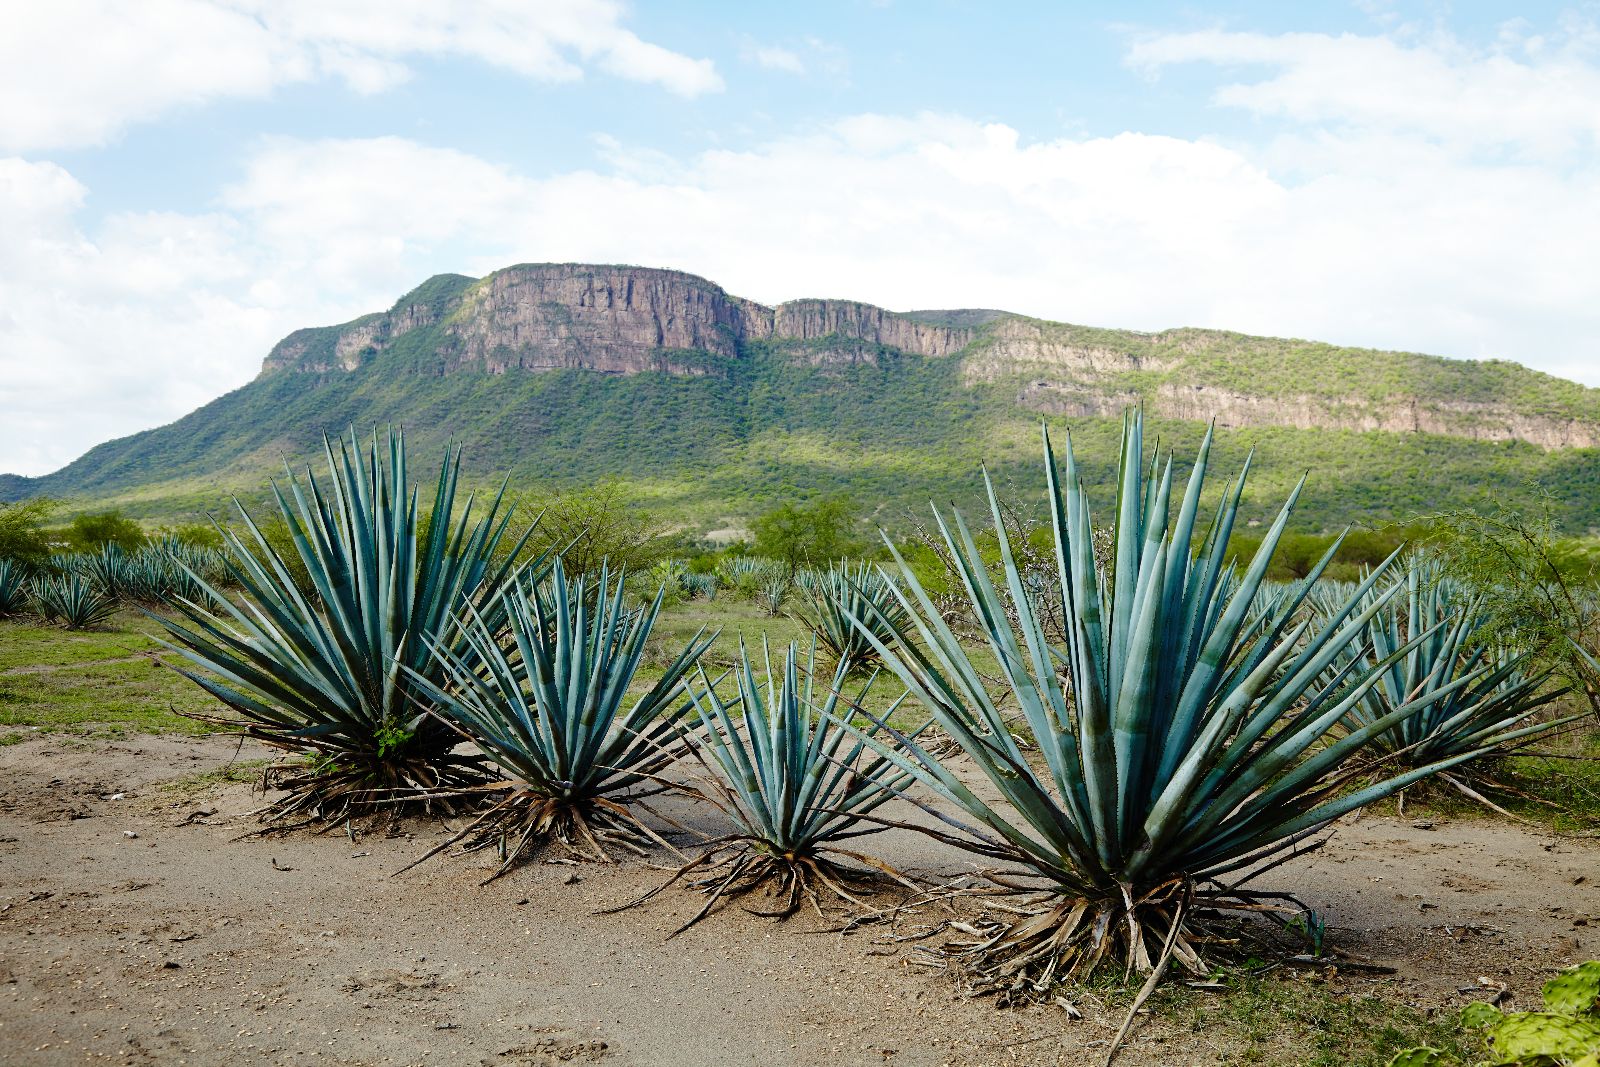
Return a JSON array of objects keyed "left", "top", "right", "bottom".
[
  {"left": 745, "top": 43, "right": 807, "bottom": 74},
  {"left": 0, "top": 0, "right": 722, "bottom": 152},
  {"left": 739, "top": 35, "right": 849, "bottom": 79},
  {"left": 1126, "top": 22, "right": 1600, "bottom": 160}
]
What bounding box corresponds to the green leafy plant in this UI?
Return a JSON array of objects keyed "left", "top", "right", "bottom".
[
  {"left": 617, "top": 641, "right": 915, "bottom": 934},
  {"left": 1388, "top": 960, "right": 1600, "bottom": 1066},
  {"left": 794, "top": 560, "right": 910, "bottom": 672},
  {"left": 845, "top": 412, "right": 1484, "bottom": 997},
  {"left": 151, "top": 429, "right": 541, "bottom": 823},
  {"left": 0, "top": 498, "right": 58, "bottom": 567},
  {"left": 64, "top": 509, "right": 147, "bottom": 553},
  {"left": 400, "top": 561, "right": 714, "bottom": 880}
]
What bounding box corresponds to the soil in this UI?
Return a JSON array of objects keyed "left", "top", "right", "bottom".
[{"left": 1, "top": 733, "right": 1596, "bottom": 1066}]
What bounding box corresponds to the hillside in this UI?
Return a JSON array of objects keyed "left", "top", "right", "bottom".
[{"left": 7, "top": 262, "right": 1600, "bottom": 533}]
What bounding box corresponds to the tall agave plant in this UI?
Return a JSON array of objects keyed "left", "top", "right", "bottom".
[
  {"left": 617, "top": 641, "right": 916, "bottom": 934},
  {"left": 1322, "top": 559, "right": 1575, "bottom": 795},
  {"left": 846, "top": 413, "right": 1486, "bottom": 995},
  {"left": 400, "top": 561, "right": 714, "bottom": 880},
  {"left": 794, "top": 561, "right": 910, "bottom": 672},
  {"left": 152, "top": 429, "right": 540, "bottom": 822}
]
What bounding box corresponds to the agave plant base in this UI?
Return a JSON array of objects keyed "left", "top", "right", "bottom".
[
  {"left": 399, "top": 786, "right": 678, "bottom": 884},
  {"left": 246, "top": 741, "right": 491, "bottom": 828},
  {"left": 616, "top": 838, "right": 902, "bottom": 938},
  {"left": 937, "top": 876, "right": 1331, "bottom": 1002}
]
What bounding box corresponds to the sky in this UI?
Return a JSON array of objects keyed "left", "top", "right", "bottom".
[{"left": 2, "top": 1, "right": 1598, "bottom": 477}]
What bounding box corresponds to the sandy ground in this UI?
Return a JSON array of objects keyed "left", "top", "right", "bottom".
[{"left": 1, "top": 733, "right": 1597, "bottom": 1067}]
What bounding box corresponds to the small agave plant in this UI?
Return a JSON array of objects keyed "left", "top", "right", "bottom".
[
  {"left": 846, "top": 412, "right": 1487, "bottom": 996},
  {"left": 1321, "top": 558, "right": 1576, "bottom": 804},
  {"left": 401, "top": 561, "right": 715, "bottom": 881},
  {"left": 795, "top": 561, "right": 910, "bottom": 672},
  {"left": 152, "top": 429, "right": 541, "bottom": 823},
  {"left": 756, "top": 574, "right": 789, "bottom": 616},
  {"left": 32, "top": 573, "right": 118, "bottom": 629},
  {"left": 616, "top": 641, "right": 916, "bottom": 935}
]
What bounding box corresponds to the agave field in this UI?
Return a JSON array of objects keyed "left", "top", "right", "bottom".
[{"left": 3, "top": 418, "right": 1599, "bottom": 1066}]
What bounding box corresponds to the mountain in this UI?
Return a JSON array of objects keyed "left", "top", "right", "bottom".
[{"left": 7, "top": 262, "right": 1600, "bottom": 533}]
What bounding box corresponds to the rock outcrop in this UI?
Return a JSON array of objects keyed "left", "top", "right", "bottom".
[{"left": 260, "top": 264, "right": 970, "bottom": 378}]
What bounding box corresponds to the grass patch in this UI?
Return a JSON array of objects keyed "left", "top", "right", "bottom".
[
  {"left": 0, "top": 608, "right": 228, "bottom": 736},
  {"left": 155, "top": 759, "right": 273, "bottom": 797},
  {"left": 1145, "top": 970, "right": 1471, "bottom": 1066}
]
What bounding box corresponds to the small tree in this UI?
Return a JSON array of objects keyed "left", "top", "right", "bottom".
[
  {"left": 510, "top": 479, "right": 669, "bottom": 578},
  {"left": 751, "top": 496, "right": 861, "bottom": 576},
  {"left": 1424, "top": 500, "right": 1600, "bottom": 718},
  {"left": 66, "top": 510, "right": 146, "bottom": 553}
]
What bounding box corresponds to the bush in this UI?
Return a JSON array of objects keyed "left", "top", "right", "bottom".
[
  {"left": 751, "top": 496, "right": 863, "bottom": 576},
  {"left": 64, "top": 509, "right": 146, "bottom": 553},
  {"left": 0, "top": 498, "right": 57, "bottom": 566}
]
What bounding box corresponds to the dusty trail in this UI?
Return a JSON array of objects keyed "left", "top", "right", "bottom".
[{"left": 1, "top": 734, "right": 1595, "bottom": 1066}]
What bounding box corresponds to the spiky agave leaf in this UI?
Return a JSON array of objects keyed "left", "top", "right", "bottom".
[
  {"left": 842, "top": 411, "right": 1494, "bottom": 996},
  {"left": 618, "top": 641, "right": 916, "bottom": 934},
  {"left": 1322, "top": 558, "right": 1576, "bottom": 780},
  {"left": 150, "top": 428, "right": 541, "bottom": 824},
  {"left": 794, "top": 561, "right": 910, "bottom": 672},
  {"left": 401, "top": 561, "right": 715, "bottom": 880}
]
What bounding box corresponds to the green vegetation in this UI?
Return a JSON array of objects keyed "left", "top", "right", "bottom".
[
  {"left": 1158, "top": 970, "right": 1472, "bottom": 1067},
  {"left": 1388, "top": 960, "right": 1600, "bottom": 1066},
  {"left": 64, "top": 509, "right": 147, "bottom": 552},
  {"left": 750, "top": 494, "right": 865, "bottom": 574},
  {"left": 0, "top": 609, "right": 223, "bottom": 736}
]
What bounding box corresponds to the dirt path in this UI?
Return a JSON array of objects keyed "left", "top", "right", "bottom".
[{"left": 1, "top": 735, "right": 1596, "bottom": 1066}]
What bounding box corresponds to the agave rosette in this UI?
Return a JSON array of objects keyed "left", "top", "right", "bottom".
[
  {"left": 32, "top": 573, "right": 117, "bottom": 629},
  {"left": 842, "top": 412, "right": 1490, "bottom": 995},
  {"left": 401, "top": 560, "right": 714, "bottom": 880},
  {"left": 1322, "top": 559, "right": 1574, "bottom": 787},
  {"left": 795, "top": 560, "right": 910, "bottom": 672},
  {"left": 621, "top": 641, "right": 916, "bottom": 934},
  {"left": 152, "top": 428, "right": 540, "bottom": 822}
]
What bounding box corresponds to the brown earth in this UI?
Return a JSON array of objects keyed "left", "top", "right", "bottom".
[{"left": 1, "top": 733, "right": 1596, "bottom": 1066}]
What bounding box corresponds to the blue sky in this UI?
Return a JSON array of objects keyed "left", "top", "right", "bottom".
[{"left": 2, "top": 1, "right": 1597, "bottom": 475}]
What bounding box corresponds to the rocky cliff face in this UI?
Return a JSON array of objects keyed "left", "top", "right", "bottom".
[
  {"left": 254, "top": 262, "right": 1600, "bottom": 453},
  {"left": 260, "top": 264, "right": 968, "bottom": 378},
  {"left": 1019, "top": 382, "right": 1600, "bottom": 449}
]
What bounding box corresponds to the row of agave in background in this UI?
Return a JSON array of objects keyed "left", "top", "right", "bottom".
[
  {"left": 137, "top": 420, "right": 1585, "bottom": 1002},
  {"left": 649, "top": 552, "right": 912, "bottom": 669},
  {"left": 0, "top": 538, "right": 233, "bottom": 629}
]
